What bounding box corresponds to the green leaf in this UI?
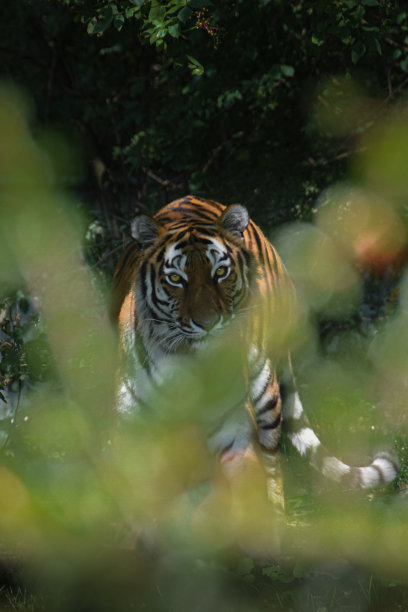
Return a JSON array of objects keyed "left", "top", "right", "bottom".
[
  {"left": 362, "top": 0, "right": 379, "bottom": 5},
  {"left": 281, "top": 64, "right": 295, "bottom": 77},
  {"left": 168, "top": 24, "right": 180, "bottom": 38},
  {"left": 187, "top": 55, "right": 204, "bottom": 76},
  {"left": 311, "top": 35, "right": 324, "bottom": 46},
  {"left": 178, "top": 6, "right": 192, "bottom": 23},
  {"left": 397, "top": 12, "right": 407, "bottom": 25},
  {"left": 217, "top": 89, "right": 242, "bottom": 109},
  {"left": 87, "top": 7, "right": 113, "bottom": 35},
  {"left": 351, "top": 41, "right": 366, "bottom": 63},
  {"left": 125, "top": 7, "right": 138, "bottom": 18},
  {"left": 113, "top": 14, "right": 125, "bottom": 31},
  {"left": 149, "top": 3, "right": 166, "bottom": 21},
  {"left": 401, "top": 57, "right": 408, "bottom": 73},
  {"left": 87, "top": 18, "right": 97, "bottom": 35}
]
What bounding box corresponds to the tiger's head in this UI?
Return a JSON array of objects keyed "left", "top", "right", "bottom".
[{"left": 131, "top": 205, "right": 255, "bottom": 357}]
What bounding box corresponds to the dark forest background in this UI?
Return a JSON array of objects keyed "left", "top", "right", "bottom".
[{"left": 3, "top": 0, "right": 408, "bottom": 251}]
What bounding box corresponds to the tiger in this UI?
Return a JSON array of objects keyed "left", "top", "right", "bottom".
[{"left": 110, "top": 195, "right": 398, "bottom": 520}]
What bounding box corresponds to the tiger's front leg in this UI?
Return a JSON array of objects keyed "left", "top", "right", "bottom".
[
  {"left": 191, "top": 400, "right": 282, "bottom": 553},
  {"left": 247, "top": 350, "right": 285, "bottom": 513}
]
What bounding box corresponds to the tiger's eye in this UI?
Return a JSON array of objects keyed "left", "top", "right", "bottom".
[
  {"left": 215, "top": 266, "right": 226, "bottom": 277},
  {"left": 169, "top": 273, "right": 181, "bottom": 283}
]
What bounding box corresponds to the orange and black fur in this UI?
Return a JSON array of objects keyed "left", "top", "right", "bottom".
[{"left": 110, "top": 195, "right": 398, "bottom": 512}]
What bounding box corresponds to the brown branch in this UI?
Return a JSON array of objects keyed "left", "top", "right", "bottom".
[
  {"left": 89, "top": 244, "right": 125, "bottom": 269},
  {"left": 308, "top": 147, "right": 368, "bottom": 168},
  {"left": 318, "top": 74, "right": 408, "bottom": 169},
  {"left": 141, "top": 167, "right": 171, "bottom": 187},
  {"left": 202, "top": 144, "right": 223, "bottom": 175}
]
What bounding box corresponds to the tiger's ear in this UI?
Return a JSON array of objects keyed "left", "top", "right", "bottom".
[
  {"left": 131, "top": 215, "right": 159, "bottom": 249},
  {"left": 221, "top": 204, "right": 250, "bottom": 237}
]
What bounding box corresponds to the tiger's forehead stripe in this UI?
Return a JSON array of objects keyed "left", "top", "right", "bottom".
[
  {"left": 206, "top": 236, "right": 228, "bottom": 255},
  {"left": 206, "top": 239, "right": 230, "bottom": 272},
  {"left": 162, "top": 233, "right": 231, "bottom": 274},
  {"left": 172, "top": 206, "right": 216, "bottom": 222},
  {"left": 164, "top": 241, "right": 184, "bottom": 265},
  {"left": 155, "top": 195, "right": 224, "bottom": 223},
  {"left": 158, "top": 197, "right": 285, "bottom": 293}
]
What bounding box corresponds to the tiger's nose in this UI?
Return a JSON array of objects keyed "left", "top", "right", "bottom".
[{"left": 192, "top": 311, "right": 221, "bottom": 331}]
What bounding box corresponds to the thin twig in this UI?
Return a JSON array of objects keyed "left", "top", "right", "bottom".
[
  {"left": 89, "top": 244, "right": 125, "bottom": 269},
  {"left": 142, "top": 167, "right": 170, "bottom": 187}
]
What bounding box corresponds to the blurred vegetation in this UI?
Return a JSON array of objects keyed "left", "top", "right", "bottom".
[{"left": 1, "top": 1, "right": 408, "bottom": 610}]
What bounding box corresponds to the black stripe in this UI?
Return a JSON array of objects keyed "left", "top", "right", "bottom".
[
  {"left": 156, "top": 245, "right": 166, "bottom": 261},
  {"left": 193, "top": 236, "right": 219, "bottom": 245},
  {"left": 140, "top": 260, "right": 148, "bottom": 297},
  {"left": 115, "top": 243, "right": 138, "bottom": 277},
  {"left": 284, "top": 416, "right": 304, "bottom": 434},
  {"left": 150, "top": 264, "right": 156, "bottom": 292},
  {"left": 251, "top": 226, "right": 266, "bottom": 264},
  {"left": 149, "top": 265, "right": 170, "bottom": 309},
  {"left": 280, "top": 382, "right": 288, "bottom": 403},
  {"left": 242, "top": 248, "right": 252, "bottom": 266},
  {"left": 154, "top": 214, "right": 173, "bottom": 223},
  {"left": 174, "top": 239, "right": 189, "bottom": 249},
  {"left": 173, "top": 205, "right": 216, "bottom": 221},
  {"left": 368, "top": 462, "right": 384, "bottom": 482},
  {"left": 269, "top": 245, "right": 279, "bottom": 273},
  {"left": 375, "top": 453, "right": 398, "bottom": 475},
  {"left": 264, "top": 250, "right": 276, "bottom": 289},
  {"left": 252, "top": 377, "right": 271, "bottom": 405},
  {"left": 256, "top": 395, "right": 279, "bottom": 416},
  {"left": 236, "top": 251, "right": 252, "bottom": 291},
  {"left": 260, "top": 414, "right": 281, "bottom": 430},
  {"left": 187, "top": 197, "right": 224, "bottom": 213},
  {"left": 169, "top": 228, "right": 189, "bottom": 241},
  {"left": 135, "top": 334, "right": 151, "bottom": 376}
]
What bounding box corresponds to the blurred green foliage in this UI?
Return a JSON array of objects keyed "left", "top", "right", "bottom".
[
  {"left": 0, "top": 84, "right": 408, "bottom": 610},
  {"left": 1, "top": 0, "right": 408, "bottom": 610}
]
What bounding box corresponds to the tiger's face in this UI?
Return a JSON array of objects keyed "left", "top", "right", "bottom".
[
  {"left": 132, "top": 206, "right": 254, "bottom": 356},
  {"left": 161, "top": 233, "right": 250, "bottom": 338}
]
